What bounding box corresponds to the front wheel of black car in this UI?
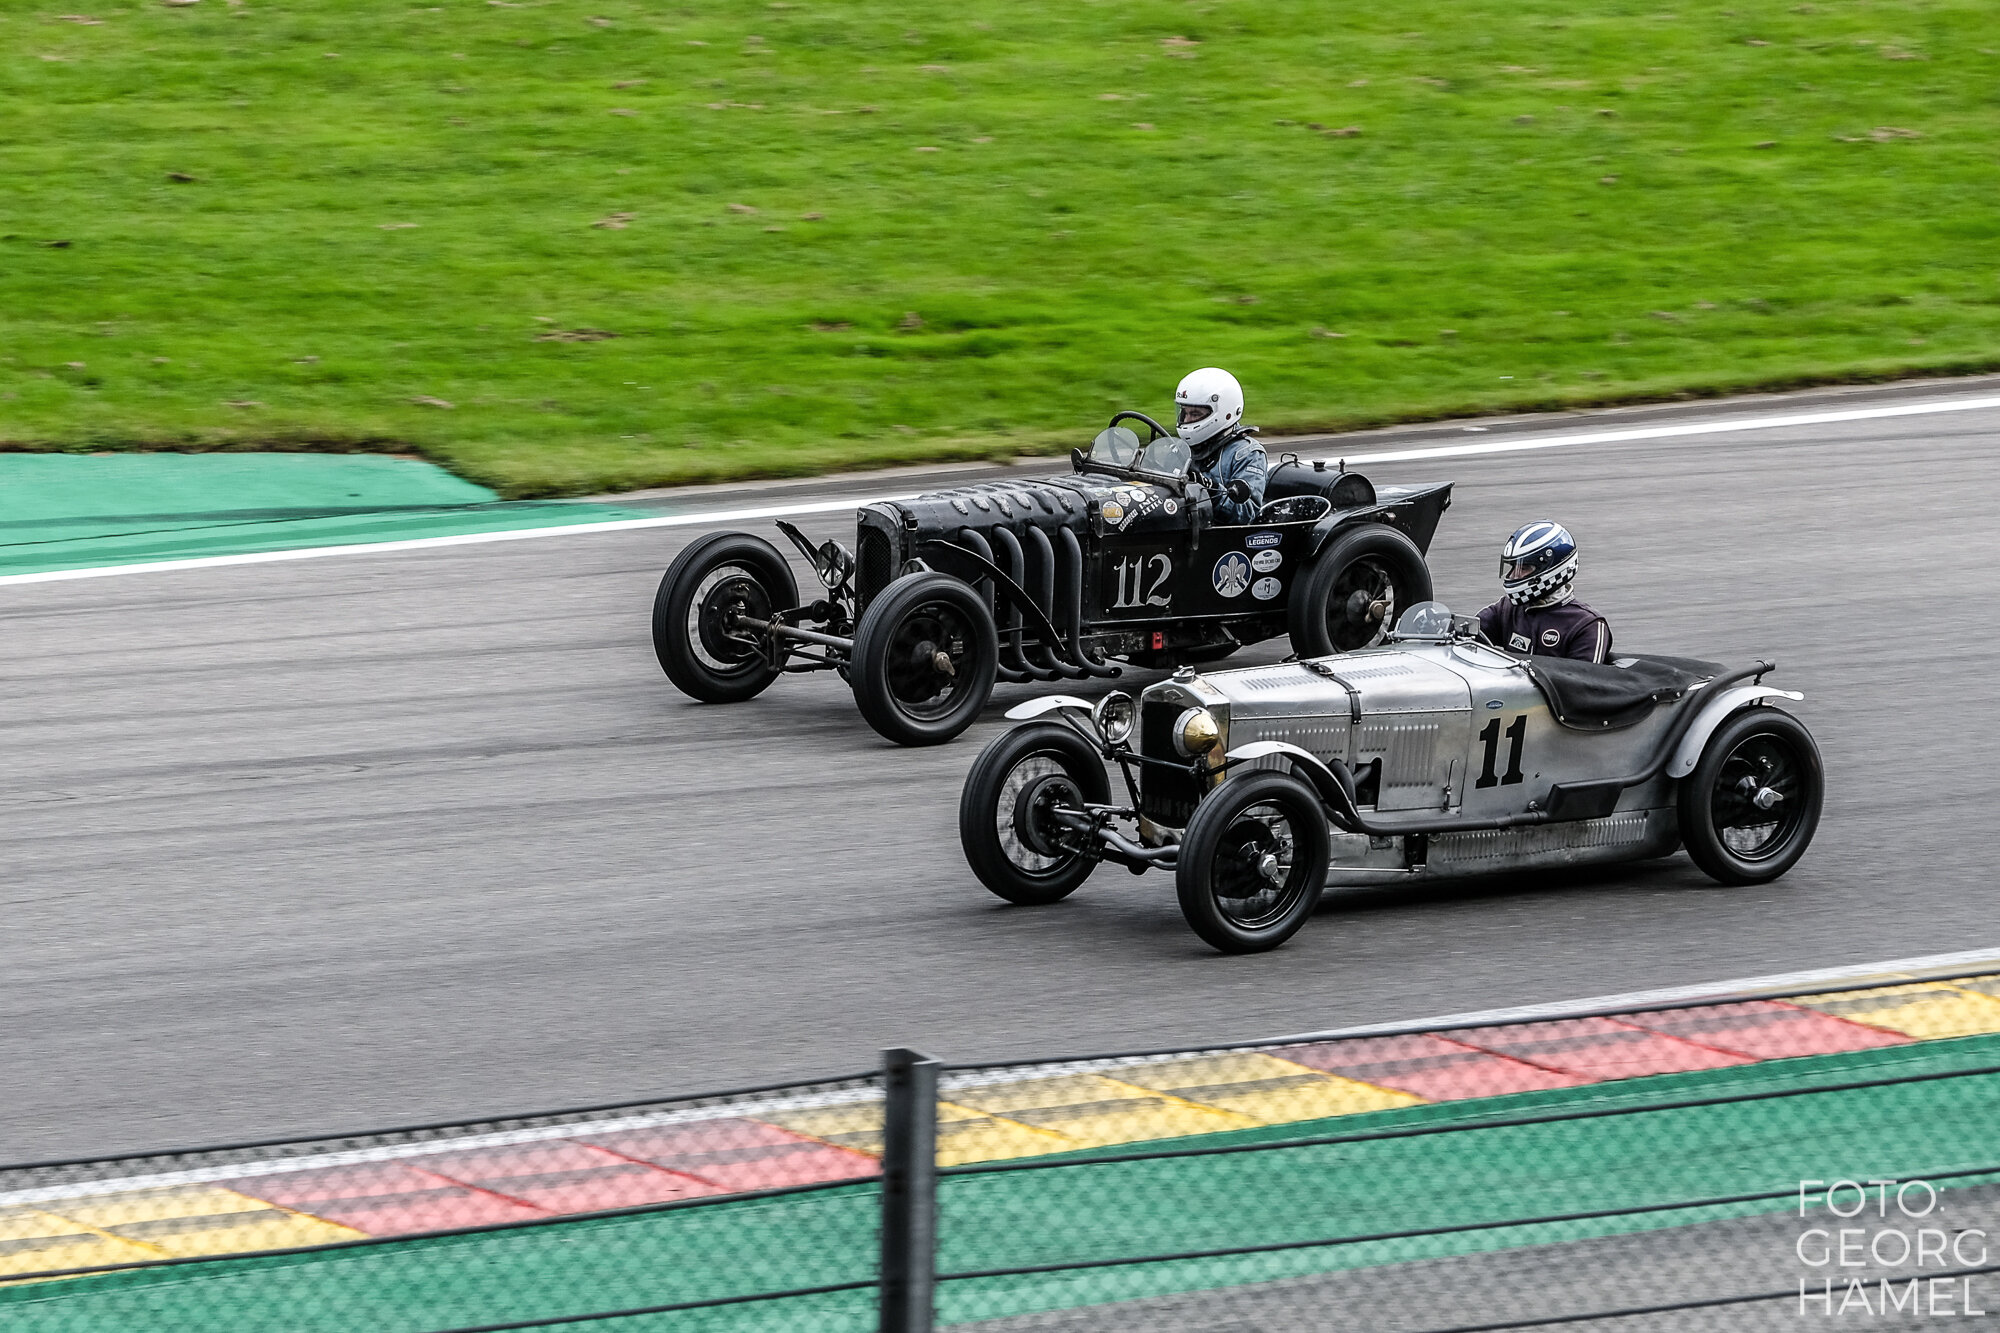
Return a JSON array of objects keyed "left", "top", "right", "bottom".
[
  {"left": 1287, "top": 525, "right": 1432, "bottom": 657},
  {"left": 1678, "top": 707, "right": 1823, "bottom": 885},
  {"left": 1175, "top": 771, "right": 1330, "bottom": 954},
  {"left": 850, "top": 572, "right": 999, "bottom": 746},
  {"left": 652, "top": 531, "right": 800, "bottom": 704},
  {"left": 959, "top": 721, "right": 1110, "bottom": 905}
]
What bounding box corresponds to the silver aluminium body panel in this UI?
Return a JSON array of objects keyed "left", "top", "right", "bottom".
[{"left": 1141, "top": 641, "right": 1689, "bottom": 883}]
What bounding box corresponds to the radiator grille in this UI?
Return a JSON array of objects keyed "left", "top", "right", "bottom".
[
  {"left": 1139, "top": 702, "right": 1203, "bottom": 827},
  {"left": 858, "top": 528, "right": 896, "bottom": 609}
]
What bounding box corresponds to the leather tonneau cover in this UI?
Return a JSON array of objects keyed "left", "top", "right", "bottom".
[{"left": 1527, "top": 655, "right": 1722, "bottom": 731}]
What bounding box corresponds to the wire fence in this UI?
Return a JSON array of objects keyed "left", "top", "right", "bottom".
[{"left": 8, "top": 971, "right": 2000, "bottom": 1330}]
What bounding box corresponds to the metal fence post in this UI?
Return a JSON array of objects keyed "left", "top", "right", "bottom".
[{"left": 879, "top": 1047, "right": 939, "bottom": 1333}]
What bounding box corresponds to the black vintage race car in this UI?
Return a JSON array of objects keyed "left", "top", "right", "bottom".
[{"left": 651, "top": 413, "right": 1453, "bottom": 746}]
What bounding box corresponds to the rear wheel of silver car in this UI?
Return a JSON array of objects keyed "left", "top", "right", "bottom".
[
  {"left": 1678, "top": 707, "right": 1823, "bottom": 885},
  {"left": 652, "top": 532, "right": 799, "bottom": 704},
  {"left": 1175, "top": 771, "right": 1330, "bottom": 954},
  {"left": 851, "top": 571, "right": 1000, "bottom": 746},
  {"left": 1287, "top": 525, "right": 1432, "bottom": 657},
  {"left": 960, "top": 721, "right": 1109, "bottom": 905}
]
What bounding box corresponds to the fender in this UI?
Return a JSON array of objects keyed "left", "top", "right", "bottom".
[
  {"left": 1665, "top": 686, "right": 1806, "bottom": 779},
  {"left": 1303, "top": 481, "right": 1453, "bottom": 558},
  {"left": 1004, "top": 695, "right": 1096, "bottom": 721},
  {"left": 1222, "top": 741, "right": 1356, "bottom": 808},
  {"left": 917, "top": 538, "right": 1067, "bottom": 651}
]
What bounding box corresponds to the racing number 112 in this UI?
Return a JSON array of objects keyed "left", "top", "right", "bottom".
[
  {"left": 1475, "top": 715, "right": 1526, "bottom": 789},
  {"left": 1111, "top": 554, "right": 1173, "bottom": 609}
]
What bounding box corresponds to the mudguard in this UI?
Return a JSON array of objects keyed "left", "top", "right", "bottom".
[
  {"left": 1303, "top": 481, "right": 1454, "bottom": 559},
  {"left": 916, "top": 539, "right": 1067, "bottom": 649},
  {"left": 1665, "top": 686, "right": 1806, "bottom": 778},
  {"left": 1223, "top": 740, "right": 1353, "bottom": 807},
  {"left": 1004, "top": 695, "right": 1096, "bottom": 721}
]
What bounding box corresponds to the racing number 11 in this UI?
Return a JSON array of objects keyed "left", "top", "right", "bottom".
[{"left": 1475, "top": 715, "right": 1526, "bottom": 789}]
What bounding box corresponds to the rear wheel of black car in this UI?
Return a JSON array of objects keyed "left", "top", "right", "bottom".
[
  {"left": 960, "top": 721, "right": 1109, "bottom": 905},
  {"left": 851, "top": 571, "right": 999, "bottom": 746},
  {"left": 1287, "top": 525, "right": 1432, "bottom": 657},
  {"left": 1679, "top": 707, "right": 1823, "bottom": 885},
  {"left": 652, "top": 531, "right": 799, "bottom": 704},
  {"left": 1175, "top": 771, "right": 1330, "bottom": 954}
]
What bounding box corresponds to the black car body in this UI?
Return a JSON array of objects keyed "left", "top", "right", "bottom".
[
  {"left": 652, "top": 413, "right": 1453, "bottom": 746},
  {"left": 856, "top": 460, "right": 1449, "bottom": 670}
]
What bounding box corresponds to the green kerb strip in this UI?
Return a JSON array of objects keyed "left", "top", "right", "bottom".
[
  {"left": 7, "top": 1035, "right": 2000, "bottom": 1332},
  {"left": 0, "top": 455, "right": 641, "bottom": 577}
]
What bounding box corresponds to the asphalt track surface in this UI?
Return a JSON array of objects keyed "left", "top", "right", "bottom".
[{"left": 4, "top": 378, "right": 1999, "bottom": 1162}]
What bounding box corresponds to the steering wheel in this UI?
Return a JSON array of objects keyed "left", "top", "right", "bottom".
[{"left": 1108, "top": 410, "right": 1174, "bottom": 442}]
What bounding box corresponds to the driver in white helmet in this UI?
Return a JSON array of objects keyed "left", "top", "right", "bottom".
[{"left": 1175, "top": 367, "right": 1267, "bottom": 524}]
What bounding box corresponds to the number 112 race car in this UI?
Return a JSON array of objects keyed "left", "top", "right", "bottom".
[
  {"left": 959, "top": 601, "right": 1824, "bottom": 953},
  {"left": 651, "top": 412, "right": 1452, "bottom": 746}
]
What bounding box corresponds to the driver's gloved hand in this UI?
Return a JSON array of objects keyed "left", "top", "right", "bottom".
[{"left": 1225, "top": 479, "right": 1253, "bottom": 504}]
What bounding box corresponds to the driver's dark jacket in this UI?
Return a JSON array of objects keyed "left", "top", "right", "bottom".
[
  {"left": 1197, "top": 430, "right": 1269, "bottom": 524},
  {"left": 1477, "top": 596, "right": 1613, "bottom": 663}
]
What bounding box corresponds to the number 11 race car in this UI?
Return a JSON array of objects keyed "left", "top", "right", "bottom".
[
  {"left": 959, "top": 601, "right": 1824, "bottom": 952},
  {"left": 651, "top": 412, "right": 1452, "bottom": 746}
]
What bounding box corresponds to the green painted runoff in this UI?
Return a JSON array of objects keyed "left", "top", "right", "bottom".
[{"left": 0, "top": 453, "right": 640, "bottom": 576}]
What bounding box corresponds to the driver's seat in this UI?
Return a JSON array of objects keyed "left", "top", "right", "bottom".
[{"left": 1254, "top": 494, "right": 1332, "bottom": 524}]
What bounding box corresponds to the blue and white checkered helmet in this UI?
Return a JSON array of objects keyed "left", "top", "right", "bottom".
[{"left": 1499, "top": 520, "right": 1578, "bottom": 606}]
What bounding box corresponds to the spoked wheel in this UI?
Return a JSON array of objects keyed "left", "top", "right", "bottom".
[
  {"left": 1678, "top": 707, "right": 1824, "bottom": 884},
  {"left": 959, "top": 721, "right": 1110, "bottom": 905},
  {"left": 850, "top": 571, "right": 999, "bottom": 746},
  {"left": 652, "top": 532, "right": 800, "bottom": 703},
  {"left": 1175, "top": 771, "right": 1330, "bottom": 953},
  {"left": 1287, "top": 525, "right": 1432, "bottom": 656}
]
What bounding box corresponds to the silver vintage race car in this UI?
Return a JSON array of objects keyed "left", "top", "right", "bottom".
[{"left": 958, "top": 601, "right": 1824, "bottom": 953}]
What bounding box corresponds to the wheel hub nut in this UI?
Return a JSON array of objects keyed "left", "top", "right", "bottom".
[
  {"left": 1256, "top": 852, "right": 1281, "bottom": 882},
  {"left": 1752, "top": 786, "right": 1783, "bottom": 810}
]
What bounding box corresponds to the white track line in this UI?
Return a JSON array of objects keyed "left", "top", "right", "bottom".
[
  {"left": 1273, "top": 945, "right": 2000, "bottom": 1042},
  {"left": 5, "top": 392, "right": 1999, "bottom": 588},
  {"left": 8, "top": 945, "right": 1996, "bottom": 1208}
]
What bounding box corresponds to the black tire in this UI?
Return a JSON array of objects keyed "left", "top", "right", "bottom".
[
  {"left": 1287, "top": 524, "right": 1432, "bottom": 657},
  {"left": 1175, "top": 771, "right": 1330, "bottom": 954},
  {"left": 959, "top": 721, "right": 1110, "bottom": 905},
  {"left": 850, "top": 571, "right": 1000, "bottom": 746},
  {"left": 1678, "top": 706, "right": 1824, "bottom": 885},
  {"left": 652, "top": 532, "right": 799, "bottom": 704}
]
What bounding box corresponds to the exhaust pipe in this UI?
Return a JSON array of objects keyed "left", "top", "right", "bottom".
[
  {"left": 1058, "top": 526, "right": 1120, "bottom": 678},
  {"left": 991, "top": 527, "right": 1057, "bottom": 681},
  {"left": 1024, "top": 526, "right": 1083, "bottom": 679},
  {"left": 957, "top": 527, "right": 1027, "bottom": 683}
]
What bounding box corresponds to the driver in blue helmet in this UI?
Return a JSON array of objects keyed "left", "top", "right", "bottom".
[
  {"left": 1477, "top": 521, "right": 1613, "bottom": 663},
  {"left": 1175, "top": 367, "right": 1267, "bottom": 524}
]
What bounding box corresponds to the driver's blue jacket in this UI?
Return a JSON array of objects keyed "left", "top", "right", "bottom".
[{"left": 1200, "top": 431, "right": 1269, "bottom": 524}]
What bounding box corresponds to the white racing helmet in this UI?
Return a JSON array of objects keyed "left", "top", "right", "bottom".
[{"left": 1174, "top": 367, "right": 1244, "bottom": 458}]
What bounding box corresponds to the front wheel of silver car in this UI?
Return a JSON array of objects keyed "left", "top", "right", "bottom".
[
  {"left": 960, "top": 722, "right": 1109, "bottom": 905},
  {"left": 1175, "top": 771, "right": 1330, "bottom": 953},
  {"left": 1678, "top": 707, "right": 1823, "bottom": 885}
]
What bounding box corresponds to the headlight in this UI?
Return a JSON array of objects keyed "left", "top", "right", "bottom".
[
  {"left": 1175, "top": 707, "right": 1221, "bottom": 757},
  {"left": 1091, "top": 691, "right": 1136, "bottom": 746}
]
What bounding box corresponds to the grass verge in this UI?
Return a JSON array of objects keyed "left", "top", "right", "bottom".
[{"left": 3, "top": 0, "right": 1997, "bottom": 496}]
